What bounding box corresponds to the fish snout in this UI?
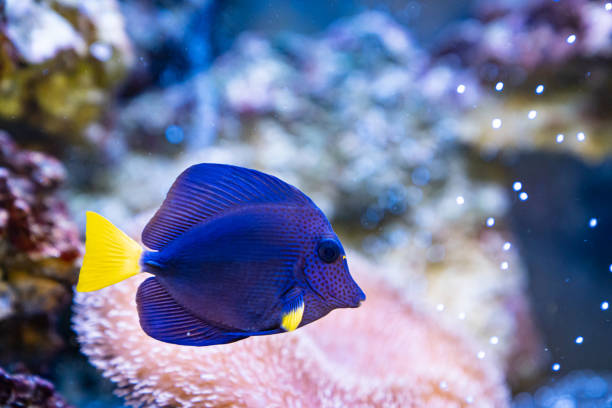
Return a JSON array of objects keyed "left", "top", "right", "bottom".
[{"left": 349, "top": 286, "right": 366, "bottom": 308}]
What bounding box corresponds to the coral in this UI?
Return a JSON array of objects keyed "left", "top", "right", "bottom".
[
  {"left": 119, "top": 0, "right": 216, "bottom": 88},
  {"left": 116, "top": 12, "right": 499, "bottom": 229},
  {"left": 0, "top": 366, "right": 71, "bottom": 408},
  {"left": 116, "top": 74, "right": 217, "bottom": 154},
  {"left": 513, "top": 370, "right": 612, "bottom": 407},
  {"left": 0, "top": 131, "right": 82, "bottom": 362},
  {"left": 73, "top": 255, "right": 509, "bottom": 408},
  {"left": 432, "top": 0, "right": 612, "bottom": 161},
  {"left": 436, "top": 0, "right": 612, "bottom": 73},
  {"left": 0, "top": 0, "right": 132, "bottom": 144},
  {"left": 384, "top": 228, "right": 544, "bottom": 385}
]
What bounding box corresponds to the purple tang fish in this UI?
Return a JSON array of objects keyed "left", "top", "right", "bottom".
[{"left": 77, "top": 163, "right": 365, "bottom": 346}]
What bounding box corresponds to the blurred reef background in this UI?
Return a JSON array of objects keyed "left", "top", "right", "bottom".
[{"left": 1, "top": 0, "right": 611, "bottom": 407}]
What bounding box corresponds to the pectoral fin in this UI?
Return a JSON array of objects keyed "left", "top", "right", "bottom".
[{"left": 281, "top": 291, "right": 304, "bottom": 332}]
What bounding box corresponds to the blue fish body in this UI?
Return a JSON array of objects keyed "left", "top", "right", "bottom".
[{"left": 134, "top": 163, "right": 365, "bottom": 346}]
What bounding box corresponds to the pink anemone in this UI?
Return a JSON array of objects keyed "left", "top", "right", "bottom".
[{"left": 73, "top": 256, "right": 509, "bottom": 407}]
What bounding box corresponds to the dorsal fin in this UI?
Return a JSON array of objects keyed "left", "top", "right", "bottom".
[{"left": 142, "top": 163, "right": 314, "bottom": 250}]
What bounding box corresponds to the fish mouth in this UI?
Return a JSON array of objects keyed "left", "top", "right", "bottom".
[
  {"left": 332, "top": 288, "right": 366, "bottom": 309},
  {"left": 350, "top": 290, "right": 366, "bottom": 308},
  {"left": 348, "top": 300, "right": 363, "bottom": 308},
  {"left": 348, "top": 285, "right": 366, "bottom": 308}
]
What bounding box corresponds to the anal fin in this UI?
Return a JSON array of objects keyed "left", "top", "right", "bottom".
[
  {"left": 136, "top": 277, "right": 247, "bottom": 346},
  {"left": 281, "top": 291, "right": 304, "bottom": 332}
]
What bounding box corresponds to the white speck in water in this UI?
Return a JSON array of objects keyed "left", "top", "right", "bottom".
[
  {"left": 519, "top": 192, "right": 529, "bottom": 201},
  {"left": 486, "top": 217, "right": 495, "bottom": 227},
  {"left": 556, "top": 134, "right": 565, "bottom": 143},
  {"left": 606, "top": 2, "right": 612, "bottom": 11},
  {"left": 500, "top": 261, "right": 509, "bottom": 270},
  {"left": 492, "top": 118, "right": 502, "bottom": 129},
  {"left": 552, "top": 363, "right": 561, "bottom": 372},
  {"left": 589, "top": 218, "right": 598, "bottom": 228},
  {"left": 456, "top": 196, "right": 465, "bottom": 205},
  {"left": 466, "top": 396, "right": 474, "bottom": 404},
  {"left": 456, "top": 84, "right": 466, "bottom": 94},
  {"left": 439, "top": 381, "right": 448, "bottom": 390},
  {"left": 503, "top": 242, "right": 512, "bottom": 251},
  {"left": 513, "top": 181, "right": 523, "bottom": 191},
  {"left": 495, "top": 82, "right": 504, "bottom": 91},
  {"left": 490, "top": 336, "right": 499, "bottom": 345},
  {"left": 609, "top": 264, "right": 612, "bottom": 273},
  {"left": 436, "top": 303, "right": 445, "bottom": 312},
  {"left": 458, "top": 312, "right": 466, "bottom": 320},
  {"left": 575, "top": 336, "right": 584, "bottom": 344},
  {"left": 566, "top": 34, "right": 576, "bottom": 44},
  {"left": 528, "top": 110, "right": 537, "bottom": 119},
  {"left": 577, "top": 132, "right": 586, "bottom": 142},
  {"left": 601, "top": 301, "right": 609, "bottom": 311},
  {"left": 535, "top": 84, "right": 545, "bottom": 94},
  {"left": 477, "top": 351, "right": 486, "bottom": 359}
]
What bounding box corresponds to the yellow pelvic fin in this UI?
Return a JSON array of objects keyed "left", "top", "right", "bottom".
[
  {"left": 76, "top": 211, "right": 143, "bottom": 292},
  {"left": 281, "top": 295, "right": 304, "bottom": 332}
]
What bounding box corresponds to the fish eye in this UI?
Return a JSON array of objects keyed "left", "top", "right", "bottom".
[{"left": 316, "top": 239, "right": 340, "bottom": 263}]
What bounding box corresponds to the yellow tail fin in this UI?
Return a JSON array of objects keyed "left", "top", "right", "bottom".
[{"left": 76, "top": 211, "right": 143, "bottom": 292}]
